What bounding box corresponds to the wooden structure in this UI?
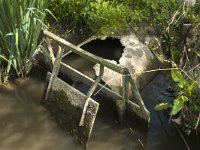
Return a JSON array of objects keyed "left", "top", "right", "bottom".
[{"left": 42, "top": 29, "right": 150, "bottom": 145}]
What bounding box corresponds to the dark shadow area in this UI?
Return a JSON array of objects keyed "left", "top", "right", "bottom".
[
  {"left": 141, "top": 73, "right": 200, "bottom": 150},
  {"left": 80, "top": 37, "right": 124, "bottom": 63},
  {"left": 62, "top": 37, "right": 124, "bottom": 80}
]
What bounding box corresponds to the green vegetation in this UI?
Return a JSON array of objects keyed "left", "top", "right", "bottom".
[
  {"left": 48, "top": 0, "right": 180, "bottom": 35},
  {"left": 170, "top": 70, "right": 197, "bottom": 116},
  {"left": 0, "top": 0, "right": 198, "bottom": 133},
  {"left": 0, "top": 0, "right": 49, "bottom": 85},
  {"left": 48, "top": 0, "right": 200, "bottom": 132},
  {"left": 154, "top": 2, "right": 200, "bottom": 131}
]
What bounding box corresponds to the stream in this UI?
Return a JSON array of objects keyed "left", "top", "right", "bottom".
[
  {"left": 0, "top": 72, "right": 193, "bottom": 150},
  {"left": 0, "top": 37, "right": 199, "bottom": 150}
]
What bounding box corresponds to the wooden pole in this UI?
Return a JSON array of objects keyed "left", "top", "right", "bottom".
[
  {"left": 118, "top": 69, "right": 130, "bottom": 123},
  {"left": 45, "top": 46, "right": 63, "bottom": 101},
  {"left": 43, "top": 29, "right": 126, "bottom": 74},
  {"left": 79, "top": 64, "right": 104, "bottom": 126},
  {"left": 129, "top": 74, "right": 150, "bottom": 122}
]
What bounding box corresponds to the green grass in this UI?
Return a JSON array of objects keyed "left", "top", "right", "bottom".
[{"left": 0, "top": 0, "right": 48, "bottom": 81}]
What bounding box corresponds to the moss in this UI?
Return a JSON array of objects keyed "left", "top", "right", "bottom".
[{"left": 44, "top": 89, "right": 96, "bottom": 145}]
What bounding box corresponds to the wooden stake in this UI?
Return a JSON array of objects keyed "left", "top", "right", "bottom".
[
  {"left": 79, "top": 65, "right": 104, "bottom": 126},
  {"left": 45, "top": 46, "right": 63, "bottom": 101}
]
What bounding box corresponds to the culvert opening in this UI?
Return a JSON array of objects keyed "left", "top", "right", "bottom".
[{"left": 80, "top": 37, "right": 124, "bottom": 63}]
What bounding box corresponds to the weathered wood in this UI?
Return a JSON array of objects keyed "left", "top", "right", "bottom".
[
  {"left": 129, "top": 73, "right": 150, "bottom": 122},
  {"left": 122, "top": 70, "right": 130, "bottom": 104},
  {"left": 44, "top": 72, "right": 99, "bottom": 146},
  {"left": 127, "top": 101, "right": 149, "bottom": 122},
  {"left": 58, "top": 62, "right": 149, "bottom": 121},
  {"left": 79, "top": 65, "right": 104, "bottom": 126},
  {"left": 59, "top": 62, "right": 123, "bottom": 101},
  {"left": 45, "top": 46, "right": 63, "bottom": 101},
  {"left": 120, "top": 70, "right": 130, "bottom": 122},
  {"left": 116, "top": 99, "right": 124, "bottom": 124},
  {"left": 42, "top": 30, "right": 150, "bottom": 122},
  {"left": 43, "top": 30, "right": 126, "bottom": 74},
  {"left": 46, "top": 37, "right": 55, "bottom": 64},
  {"left": 58, "top": 60, "right": 149, "bottom": 119}
]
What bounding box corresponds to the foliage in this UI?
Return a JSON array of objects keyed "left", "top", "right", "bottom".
[
  {"left": 0, "top": 0, "right": 49, "bottom": 81},
  {"left": 154, "top": 2, "right": 200, "bottom": 130},
  {"left": 185, "top": 2, "right": 200, "bottom": 22},
  {"left": 170, "top": 70, "right": 196, "bottom": 115},
  {"left": 48, "top": 0, "right": 180, "bottom": 35},
  {"left": 155, "top": 70, "right": 197, "bottom": 114}
]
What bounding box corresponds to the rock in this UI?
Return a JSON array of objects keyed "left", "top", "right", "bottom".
[{"left": 93, "top": 32, "right": 160, "bottom": 97}]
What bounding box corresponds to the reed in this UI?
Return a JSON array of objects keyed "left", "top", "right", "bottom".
[{"left": 0, "top": 0, "right": 48, "bottom": 79}]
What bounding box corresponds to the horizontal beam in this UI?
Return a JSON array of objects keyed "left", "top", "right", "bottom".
[{"left": 43, "top": 30, "right": 127, "bottom": 74}]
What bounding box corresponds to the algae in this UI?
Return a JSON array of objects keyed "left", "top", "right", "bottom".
[{"left": 44, "top": 89, "right": 96, "bottom": 145}]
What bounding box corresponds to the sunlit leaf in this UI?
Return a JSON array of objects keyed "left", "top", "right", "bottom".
[
  {"left": 155, "top": 102, "right": 171, "bottom": 111},
  {"left": 185, "top": 81, "right": 196, "bottom": 97},
  {"left": 170, "top": 96, "right": 188, "bottom": 115},
  {"left": 171, "top": 70, "right": 187, "bottom": 88}
]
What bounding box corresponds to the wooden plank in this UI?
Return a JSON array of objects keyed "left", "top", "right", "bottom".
[
  {"left": 59, "top": 62, "right": 122, "bottom": 100},
  {"left": 43, "top": 29, "right": 126, "bottom": 74},
  {"left": 122, "top": 71, "right": 130, "bottom": 104},
  {"left": 58, "top": 62, "right": 150, "bottom": 121},
  {"left": 45, "top": 46, "right": 63, "bottom": 101},
  {"left": 44, "top": 72, "right": 99, "bottom": 146}
]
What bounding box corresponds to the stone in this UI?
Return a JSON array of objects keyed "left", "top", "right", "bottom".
[{"left": 93, "top": 32, "right": 160, "bottom": 97}]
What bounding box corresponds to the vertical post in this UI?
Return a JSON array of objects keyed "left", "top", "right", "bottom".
[
  {"left": 44, "top": 46, "right": 63, "bottom": 101},
  {"left": 116, "top": 69, "right": 130, "bottom": 123},
  {"left": 129, "top": 75, "right": 150, "bottom": 122},
  {"left": 122, "top": 69, "right": 130, "bottom": 104}
]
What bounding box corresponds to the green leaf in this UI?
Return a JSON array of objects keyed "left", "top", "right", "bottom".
[
  {"left": 171, "top": 70, "right": 187, "bottom": 88},
  {"left": 171, "top": 96, "right": 188, "bottom": 115},
  {"left": 155, "top": 102, "right": 171, "bottom": 111},
  {"left": 185, "top": 81, "right": 196, "bottom": 97},
  {"left": 151, "top": 2, "right": 158, "bottom": 10},
  {"left": 170, "top": 49, "right": 182, "bottom": 62}
]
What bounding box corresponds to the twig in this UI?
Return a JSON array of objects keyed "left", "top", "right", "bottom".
[
  {"left": 125, "top": 121, "right": 145, "bottom": 148},
  {"left": 174, "top": 123, "right": 191, "bottom": 150},
  {"left": 195, "top": 113, "right": 200, "bottom": 130},
  {"left": 167, "top": 2, "right": 186, "bottom": 31},
  {"left": 94, "top": 66, "right": 196, "bottom": 96},
  {"left": 135, "top": 67, "right": 195, "bottom": 81},
  {"left": 94, "top": 75, "right": 123, "bottom": 96},
  {"left": 187, "top": 64, "right": 200, "bottom": 73}
]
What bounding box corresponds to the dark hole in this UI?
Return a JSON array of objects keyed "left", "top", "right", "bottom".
[{"left": 80, "top": 37, "right": 124, "bottom": 63}]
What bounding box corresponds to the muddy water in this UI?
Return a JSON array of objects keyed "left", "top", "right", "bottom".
[
  {"left": 0, "top": 77, "right": 145, "bottom": 150},
  {"left": 0, "top": 73, "right": 192, "bottom": 150},
  {"left": 0, "top": 78, "right": 82, "bottom": 150}
]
